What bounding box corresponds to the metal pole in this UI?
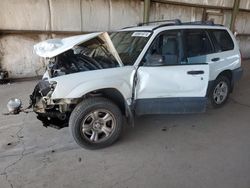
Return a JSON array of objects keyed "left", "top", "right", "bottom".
[
  {"left": 143, "top": 0, "right": 151, "bottom": 23},
  {"left": 230, "top": 0, "right": 240, "bottom": 31},
  {"left": 202, "top": 8, "right": 207, "bottom": 21}
]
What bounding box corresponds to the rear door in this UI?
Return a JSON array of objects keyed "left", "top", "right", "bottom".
[
  {"left": 183, "top": 29, "right": 238, "bottom": 81},
  {"left": 206, "top": 29, "right": 239, "bottom": 80},
  {"left": 135, "top": 30, "right": 209, "bottom": 115}
]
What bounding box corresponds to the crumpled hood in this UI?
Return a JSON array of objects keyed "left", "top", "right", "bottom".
[{"left": 33, "top": 32, "right": 123, "bottom": 66}]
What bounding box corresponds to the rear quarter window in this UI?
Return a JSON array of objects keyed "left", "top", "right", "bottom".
[{"left": 209, "top": 29, "right": 234, "bottom": 52}]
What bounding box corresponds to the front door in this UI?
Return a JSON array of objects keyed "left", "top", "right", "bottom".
[{"left": 135, "top": 30, "right": 209, "bottom": 115}]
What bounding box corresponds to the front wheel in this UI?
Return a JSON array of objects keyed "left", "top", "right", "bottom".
[
  {"left": 209, "top": 76, "right": 230, "bottom": 108},
  {"left": 69, "top": 97, "right": 123, "bottom": 149}
]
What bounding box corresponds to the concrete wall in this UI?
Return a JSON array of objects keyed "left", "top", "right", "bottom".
[
  {"left": 157, "top": 0, "right": 234, "bottom": 7},
  {"left": 0, "top": 0, "right": 143, "bottom": 31},
  {"left": 240, "top": 0, "right": 250, "bottom": 9},
  {"left": 0, "top": 34, "right": 47, "bottom": 78},
  {"left": 0, "top": 0, "right": 50, "bottom": 31},
  {"left": 0, "top": 0, "right": 250, "bottom": 78},
  {"left": 150, "top": 3, "right": 203, "bottom": 22}
]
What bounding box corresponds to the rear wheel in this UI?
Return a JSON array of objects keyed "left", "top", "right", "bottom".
[
  {"left": 209, "top": 76, "right": 230, "bottom": 108},
  {"left": 69, "top": 97, "right": 123, "bottom": 149}
]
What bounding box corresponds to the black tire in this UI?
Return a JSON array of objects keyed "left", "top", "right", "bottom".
[
  {"left": 209, "top": 76, "right": 230, "bottom": 108},
  {"left": 69, "top": 97, "right": 123, "bottom": 149}
]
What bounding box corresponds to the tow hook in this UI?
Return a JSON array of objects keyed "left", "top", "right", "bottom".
[{"left": 3, "top": 98, "right": 32, "bottom": 115}]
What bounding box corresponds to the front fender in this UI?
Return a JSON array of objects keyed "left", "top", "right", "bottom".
[
  {"left": 65, "top": 80, "right": 131, "bottom": 99},
  {"left": 50, "top": 66, "right": 135, "bottom": 100}
]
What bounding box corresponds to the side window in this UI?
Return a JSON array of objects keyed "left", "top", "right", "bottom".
[
  {"left": 143, "top": 30, "right": 181, "bottom": 66},
  {"left": 210, "top": 30, "right": 234, "bottom": 52},
  {"left": 184, "top": 29, "right": 213, "bottom": 58}
]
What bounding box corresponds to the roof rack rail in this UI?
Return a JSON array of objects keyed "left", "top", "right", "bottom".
[
  {"left": 183, "top": 21, "right": 223, "bottom": 26},
  {"left": 138, "top": 19, "right": 181, "bottom": 26},
  {"left": 152, "top": 20, "right": 224, "bottom": 30},
  {"left": 182, "top": 21, "right": 215, "bottom": 25},
  {"left": 122, "top": 25, "right": 137, "bottom": 30},
  {"left": 122, "top": 20, "right": 223, "bottom": 31}
]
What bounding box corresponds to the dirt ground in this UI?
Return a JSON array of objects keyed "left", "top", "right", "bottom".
[{"left": 0, "top": 61, "right": 250, "bottom": 188}]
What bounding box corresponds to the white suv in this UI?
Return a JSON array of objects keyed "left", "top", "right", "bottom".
[{"left": 27, "top": 20, "right": 242, "bottom": 149}]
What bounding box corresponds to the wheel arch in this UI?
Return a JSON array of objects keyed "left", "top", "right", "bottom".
[
  {"left": 207, "top": 69, "right": 233, "bottom": 97},
  {"left": 216, "top": 69, "right": 233, "bottom": 92},
  {"left": 217, "top": 70, "right": 232, "bottom": 82},
  {"left": 81, "top": 88, "right": 131, "bottom": 117}
]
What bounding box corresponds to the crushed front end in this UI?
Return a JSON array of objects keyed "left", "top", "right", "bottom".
[
  {"left": 29, "top": 80, "right": 78, "bottom": 129},
  {"left": 7, "top": 32, "right": 123, "bottom": 128}
]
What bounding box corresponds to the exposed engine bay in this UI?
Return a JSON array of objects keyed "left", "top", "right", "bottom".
[
  {"left": 7, "top": 32, "right": 125, "bottom": 129},
  {"left": 47, "top": 37, "right": 119, "bottom": 78}
]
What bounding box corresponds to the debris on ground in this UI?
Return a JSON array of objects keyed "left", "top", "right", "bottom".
[
  {"left": 0, "top": 70, "right": 9, "bottom": 84},
  {"left": 161, "top": 127, "right": 168, "bottom": 132}
]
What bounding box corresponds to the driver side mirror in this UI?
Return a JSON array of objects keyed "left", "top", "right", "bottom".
[{"left": 144, "top": 54, "right": 165, "bottom": 66}]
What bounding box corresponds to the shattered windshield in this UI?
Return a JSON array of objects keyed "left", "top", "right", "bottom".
[{"left": 110, "top": 31, "right": 152, "bottom": 65}]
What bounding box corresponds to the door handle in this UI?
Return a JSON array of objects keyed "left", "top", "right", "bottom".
[
  {"left": 187, "top": 70, "right": 204, "bottom": 75},
  {"left": 211, "top": 57, "right": 220, "bottom": 62}
]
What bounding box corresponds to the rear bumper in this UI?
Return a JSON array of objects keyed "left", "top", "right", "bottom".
[{"left": 232, "top": 67, "right": 243, "bottom": 84}]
